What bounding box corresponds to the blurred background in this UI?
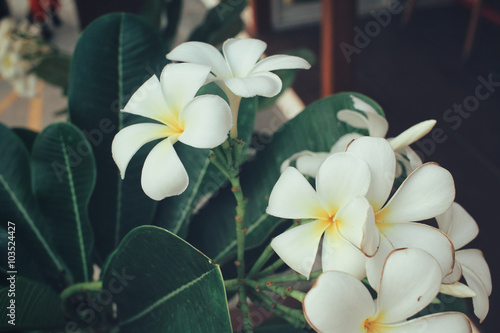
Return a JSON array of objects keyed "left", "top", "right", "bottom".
[{"left": 0, "top": 0, "right": 498, "bottom": 331}]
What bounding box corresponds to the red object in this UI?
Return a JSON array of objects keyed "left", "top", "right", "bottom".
[{"left": 29, "top": 0, "right": 60, "bottom": 23}]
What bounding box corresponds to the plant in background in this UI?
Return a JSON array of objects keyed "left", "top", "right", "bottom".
[{"left": 0, "top": 4, "right": 492, "bottom": 333}]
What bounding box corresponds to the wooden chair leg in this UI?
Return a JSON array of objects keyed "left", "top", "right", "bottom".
[
  {"left": 402, "top": 0, "right": 418, "bottom": 26},
  {"left": 462, "top": 0, "right": 483, "bottom": 62}
]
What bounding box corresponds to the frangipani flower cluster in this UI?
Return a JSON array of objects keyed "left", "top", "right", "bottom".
[
  {"left": 167, "top": 38, "right": 311, "bottom": 138},
  {"left": 304, "top": 248, "right": 473, "bottom": 333},
  {"left": 112, "top": 38, "right": 310, "bottom": 200},
  {"left": 267, "top": 134, "right": 491, "bottom": 330},
  {"left": 0, "top": 18, "right": 43, "bottom": 98},
  {"left": 280, "top": 95, "right": 432, "bottom": 178}
]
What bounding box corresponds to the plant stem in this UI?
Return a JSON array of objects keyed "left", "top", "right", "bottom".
[
  {"left": 60, "top": 281, "right": 103, "bottom": 301},
  {"left": 248, "top": 289, "right": 307, "bottom": 329},
  {"left": 224, "top": 278, "right": 239, "bottom": 293},
  {"left": 247, "top": 244, "right": 276, "bottom": 279},
  {"left": 246, "top": 279, "right": 306, "bottom": 303},
  {"left": 254, "top": 258, "right": 285, "bottom": 279},
  {"left": 229, "top": 175, "right": 253, "bottom": 332},
  {"left": 258, "top": 270, "right": 322, "bottom": 284}
]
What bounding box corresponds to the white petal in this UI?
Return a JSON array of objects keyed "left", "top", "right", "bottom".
[
  {"left": 365, "top": 112, "right": 389, "bottom": 137},
  {"left": 250, "top": 54, "right": 311, "bottom": 74},
  {"left": 389, "top": 120, "right": 436, "bottom": 152},
  {"left": 440, "top": 282, "right": 476, "bottom": 298},
  {"left": 303, "top": 271, "right": 375, "bottom": 333},
  {"left": 122, "top": 75, "right": 169, "bottom": 124},
  {"left": 178, "top": 95, "right": 231, "bottom": 148},
  {"left": 395, "top": 146, "right": 422, "bottom": 177},
  {"left": 436, "top": 203, "right": 478, "bottom": 250},
  {"left": 460, "top": 263, "right": 490, "bottom": 322},
  {"left": 111, "top": 123, "right": 170, "bottom": 178},
  {"left": 330, "top": 133, "right": 363, "bottom": 153},
  {"left": 377, "top": 248, "right": 442, "bottom": 322},
  {"left": 442, "top": 260, "right": 463, "bottom": 284},
  {"left": 166, "top": 41, "right": 231, "bottom": 78},
  {"left": 379, "top": 222, "right": 455, "bottom": 278},
  {"left": 224, "top": 72, "right": 282, "bottom": 98},
  {"left": 335, "top": 197, "right": 379, "bottom": 257},
  {"left": 366, "top": 236, "right": 394, "bottom": 291},
  {"left": 296, "top": 152, "right": 329, "bottom": 178},
  {"left": 378, "top": 313, "right": 472, "bottom": 333},
  {"left": 350, "top": 95, "right": 379, "bottom": 115},
  {"left": 271, "top": 220, "right": 329, "bottom": 278},
  {"left": 322, "top": 226, "right": 367, "bottom": 279},
  {"left": 346, "top": 137, "right": 396, "bottom": 212},
  {"left": 280, "top": 150, "right": 311, "bottom": 173},
  {"left": 457, "top": 249, "right": 492, "bottom": 295},
  {"left": 376, "top": 163, "right": 455, "bottom": 223},
  {"left": 337, "top": 110, "right": 370, "bottom": 129},
  {"left": 222, "top": 38, "right": 267, "bottom": 77},
  {"left": 141, "top": 139, "right": 188, "bottom": 200},
  {"left": 316, "top": 153, "right": 371, "bottom": 216},
  {"left": 160, "top": 63, "right": 211, "bottom": 112},
  {"left": 266, "top": 167, "right": 326, "bottom": 220}
]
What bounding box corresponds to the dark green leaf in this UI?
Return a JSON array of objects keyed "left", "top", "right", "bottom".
[
  {"left": 102, "top": 226, "right": 232, "bottom": 333},
  {"left": 188, "top": 0, "right": 247, "bottom": 46},
  {"left": 0, "top": 124, "right": 67, "bottom": 280},
  {"left": 11, "top": 127, "right": 38, "bottom": 153},
  {"left": 153, "top": 83, "right": 257, "bottom": 238},
  {"left": 189, "top": 92, "right": 385, "bottom": 264},
  {"left": 0, "top": 277, "right": 65, "bottom": 330},
  {"left": 68, "top": 13, "right": 166, "bottom": 259},
  {"left": 163, "top": 0, "right": 182, "bottom": 50},
  {"left": 31, "top": 122, "right": 96, "bottom": 283}
]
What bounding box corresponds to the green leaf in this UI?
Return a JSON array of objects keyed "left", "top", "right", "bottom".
[
  {"left": 31, "top": 53, "right": 71, "bottom": 94},
  {"left": 31, "top": 122, "right": 96, "bottom": 283},
  {"left": 0, "top": 277, "right": 65, "bottom": 330},
  {"left": 102, "top": 226, "right": 232, "bottom": 333},
  {"left": 140, "top": 0, "right": 182, "bottom": 50},
  {"left": 0, "top": 226, "right": 44, "bottom": 283},
  {"left": 11, "top": 127, "right": 38, "bottom": 153},
  {"left": 163, "top": 0, "right": 182, "bottom": 50},
  {"left": 188, "top": 92, "right": 385, "bottom": 264},
  {"left": 188, "top": 0, "right": 247, "bottom": 46},
  {"left": 153, "top": 83, "right": 257, "bottom": 238},
  {"left": 257, "top": 48, "right": 317, "bottom": 110},
  {"left": 68, "top": 13, "right": 166, "bottom": 259},
  {"left": 0, "top": 124, "right": 67, "bottom": 279}
]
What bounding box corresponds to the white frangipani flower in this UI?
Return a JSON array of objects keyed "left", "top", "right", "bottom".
[
  {"left": 437, "top": 203, "right": 492, "bottom": 322},
  {"left": 280, "top": 95, "right": 435, "bottom": 178},
  {"left": 112, "top": 63, "right": 232, "bottom": 201},
  {"left": 303, "top": 248, "right": 473, "bottom": 333},
  {"left": 344, "top": 138, "right": 455, "bottom": 286},
  {"left": 0, "top": 18, "right": 40, "bottom": 98},
  {"left": 167, "top": 38, "right": 311, "bottom": 137},
  {"left": 266, "top": 152, "right": 378, "bottom": 279}
]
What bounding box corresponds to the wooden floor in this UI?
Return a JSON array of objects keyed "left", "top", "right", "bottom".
[{"left": 258, "top": 4, "right": 499, "bottom": 332}]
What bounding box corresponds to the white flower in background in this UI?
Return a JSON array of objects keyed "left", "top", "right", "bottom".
[
  {"left": 167, "top": 38, "right": 311, "bottom": 137},
  {"left": 0, "top": 18, "right": 40, "bottom": 98},
  {"left": 437, "top": 203, "right": 492, "bottom": 322},
  {"left": 303, "top": 248, "right": 473, "bottom": 333},
  {"left": 343, "top": 137, "right": 456, "bottom": 287},
  {"left": 266, "top": 152, "right": 378, "bottom": 279},
  {"left": 112, "top": 63, "right": 232, "bottom": 201},
  {"left": 280, "top": 95, "right": 434, "bottom": 178}
]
